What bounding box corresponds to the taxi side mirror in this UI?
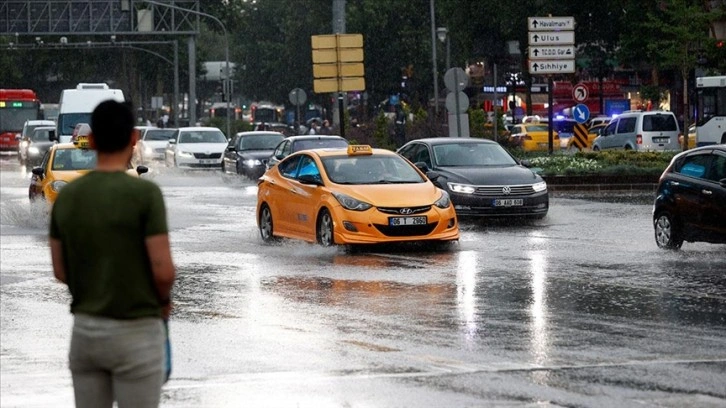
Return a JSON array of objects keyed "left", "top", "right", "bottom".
[
  {"left": 48, "top": 130, "right": 56, "bottom": 141},
  {"left": 31, "top": 167, "right": 44, "bottom": 178},
  {"left": 136, "top": 165, "right": 149, "bottom": 175},
  {"left": 298, "top": 174, "right": 323, "bottom": 186}
]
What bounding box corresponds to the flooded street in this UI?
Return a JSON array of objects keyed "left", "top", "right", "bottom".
[{"left": 1, "top": 154, "right": 725, "bottom": 407}]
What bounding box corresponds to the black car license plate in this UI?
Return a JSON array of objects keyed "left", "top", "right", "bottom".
[
  {"left": 493, "top": 199, "right": 524, "bottom": 207},
  {"left": 389, "top": 216, "right": 427, "bottom": 226}
]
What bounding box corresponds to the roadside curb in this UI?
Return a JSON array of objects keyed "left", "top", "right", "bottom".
[{"left": 542, "top": 175, "right": 659, "bottom": 193}]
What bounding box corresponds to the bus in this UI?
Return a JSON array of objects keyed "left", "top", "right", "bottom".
[
  {"left": 0, "top": 89, "right": 41, "bottom": 151},
  {"left": 250, "top": 102, "right": 284, "bottom": 124},
  {"left": 695, "top": 75, "right": 726, "bottom": 146}
]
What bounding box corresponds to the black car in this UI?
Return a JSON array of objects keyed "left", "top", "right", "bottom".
[
  {"left": 653, "top": 144, "right": 726, "bottom": 249},
  {"left": 21, "top": 126, "right": 57, "bottom": 170},
  {"left": 266, "top": 135, "right": 349, "bottom": 169},
  {"left": 223, "top": 131, "right": 285, "bottom": 179},
  {"left": 397, "top": 138, "right": 548, "bottom": 218}
]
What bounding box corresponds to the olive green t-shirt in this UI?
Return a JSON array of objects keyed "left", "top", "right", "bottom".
[{"left": 50, "top": 171, "right": 168, "bottom": 319}]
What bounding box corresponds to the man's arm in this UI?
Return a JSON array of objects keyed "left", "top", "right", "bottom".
[
  {"left": 146, "top": 234, "right": 176, "bottom": 317},
  {"left": 50, "top": 238, "right": 67, "bottom": 284}
]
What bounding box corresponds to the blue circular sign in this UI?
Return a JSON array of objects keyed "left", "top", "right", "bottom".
[{"left": 573, "top": 104, "right": 590, "bottom": 124}]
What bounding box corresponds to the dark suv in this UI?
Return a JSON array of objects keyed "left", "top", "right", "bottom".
[{"left": 653, "top": 144, "right": 726, "bottom": 249}]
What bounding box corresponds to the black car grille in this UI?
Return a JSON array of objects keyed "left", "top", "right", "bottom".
[
  {"left": 376, "top": 205, "right": 431, "bottom": 215},
  {"left": 373, "top": 222, "right": 438, "bottom": 237},
  {"left": 473, "top": 185, "right": 535, "bottom": 196},
  {"left": 193, "top": 153, "right": 222, "bottom": 159}
]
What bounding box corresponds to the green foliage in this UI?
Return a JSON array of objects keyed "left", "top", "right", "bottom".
[
  {"left": 372, "top": 112, "right": 395, "bottom": 150},
  {"left": 468, "top": 108, "right": 486, "bottom": 139},
  {"left": 518, "top": 150, "right": 676, "bottom": 176}
]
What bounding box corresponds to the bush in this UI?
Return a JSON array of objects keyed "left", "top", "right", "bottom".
[{"left": 517, "top": 150, "right": 676, "bottom": 176}]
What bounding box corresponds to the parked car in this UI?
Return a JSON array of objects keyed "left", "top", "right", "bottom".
[
  {"left": 16, "top": 119, "right": 55, "bottom": 164},
  {"left": 508, "top": 123, "right": 560, "bottom": 152},
  {"left": 164, "top": 127, "right": 228, "bottom": 169},
  {"left": 587, "top": 115, "right": 611, "bottom": 128},
  {"left": 223, "top": 131, "right": 285, "bottom": 179},
  {"left": 397, "top": 138, "right": 548, "bottom": 219},
  {"left": 133, "top": 127, "right": 177, "bottom": 165},
  {"left": 652, "top": 144, "right": 726, "bottom": 249},
  {"left": 592, "top": 110, "right": 680, "bottom": 151},
  {"left": 565, "top": 123, "right": 607, "bottom": 151},
  {"left": 20, "top": 126, "right": 56, "bottom": 170},
  {"left": 266, "top": 135, "right": 349, "bottom": 169},
  {"left": 29, "top": 135, "right": 147, "bottom": 204},
  {"left": 256, "top": 145, "right": 459, "bottom": 246}
]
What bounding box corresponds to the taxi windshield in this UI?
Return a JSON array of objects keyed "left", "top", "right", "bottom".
[
  {"left": 525, "top": 124, "right": 549, "bottom": 132},
  {"left": 323, "top": 155, "right": 425, "bottom": 185},
  {"left": 52, "top": 148, "right": 97, "bottom": 170}
]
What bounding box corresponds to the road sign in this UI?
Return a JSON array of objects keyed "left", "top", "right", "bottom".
[
  {"left": 444, "top": 67, "right": 469, "bottom": 92},
  {"left": 573, "top": 104, "right": 590, "bottom": 124},
  {"left": 289, "top": 88, "right": 306, "bottom": 106},
  {"left": 527, "top": 16, "right": 575, "bottom": 31},
  {"left": 312, "top": 48, "right": 364, "bottom": 64},
  {"left": 572, "top": 123, "right": 589, "bottom": 150},
  {"left": 573, "top": 84, "right": 589, "bottom": 102},
  {"left": 528, "top": 31, "right": 575, "bottom": 45},
  {"left": 311, "top": 33, "right": 363, "bottom": 49},
  {"left": 528, "top": 45, "right": 575, "bottom": 60},
  {"left": 528, "top": 60, "right": 576, "bottom": 74},
  {"left": 445, "top": 91, "right": 469, "bottom": 113},
  {"left": 313, "top": 77, "right": 365, "bottom": 93}
]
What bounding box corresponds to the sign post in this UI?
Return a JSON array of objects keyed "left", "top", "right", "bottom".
[{"left": 528, "top": 16, "right": 575, "bottom": 154}]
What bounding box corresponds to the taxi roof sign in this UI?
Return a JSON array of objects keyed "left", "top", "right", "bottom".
[
  {"left": 347, "top": 145, "right": 373, "bottom": 155},
  {"left": 73, "top": 135, "right": 91, "bottom": 149}
]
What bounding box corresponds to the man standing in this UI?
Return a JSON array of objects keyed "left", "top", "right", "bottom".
[{"left": 50, "top": 100, "right": 176, "bottom": 408}]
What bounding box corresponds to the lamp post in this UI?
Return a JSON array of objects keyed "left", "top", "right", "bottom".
[
  {"left": 141, "top": 0, "right": 231, "bottom": 138},
  {"left": 436, "top": 27, "right": 450, "bottom": 71}
]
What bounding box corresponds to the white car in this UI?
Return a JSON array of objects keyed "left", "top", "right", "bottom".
[
  {"left": 164, "top": 127, "right": 228, "bottom": 169},
  {"left": 134, "top": 127, "right": 177, "bottom": 165}
]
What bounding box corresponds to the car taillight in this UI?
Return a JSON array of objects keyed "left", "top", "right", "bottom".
[{"left": 636, "top": 134, "right": 642, "bottom": 144}]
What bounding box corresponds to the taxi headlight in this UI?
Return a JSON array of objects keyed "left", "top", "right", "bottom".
[
  {"left": 532, "top": 181, "right": 547, "bottom": 192},
  {"left": 332, "top": 192, "right": 372, "bottom": 211},
  {"left": 50, "top": 180, "right": 67, "bottom": 192},
  {"left": 434, "top": 190, "right": 451, "bottom": 208},
  {"left": 27, "top": 146, "right": 40, "bottom": 156},
  {"left": 244, "top": 159, "right": 262, "bottom": 167},
  {"left": 447, "top": 182, "right": 475, "bottom": 194},
  {"left": 177, "top": 150, "right": 193, "bottom": 158}
]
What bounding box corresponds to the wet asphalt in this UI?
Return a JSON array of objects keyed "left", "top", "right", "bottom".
[{"left": 1, "top": 154, "right": 724, "bottom": 408}]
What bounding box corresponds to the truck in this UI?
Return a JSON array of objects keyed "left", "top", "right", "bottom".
[{"left": 56, "top": 83, "right": 125, "bottom": 143}]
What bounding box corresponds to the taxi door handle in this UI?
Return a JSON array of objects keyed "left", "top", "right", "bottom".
[{"left": 702, "top": 189, "right": 712, "bottom": 195}]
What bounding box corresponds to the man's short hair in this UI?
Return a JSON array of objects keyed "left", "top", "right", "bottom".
[{"left": 90, "top": 100, "right": 135, "bottom": 153}]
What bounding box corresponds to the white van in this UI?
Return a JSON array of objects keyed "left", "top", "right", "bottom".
[
  {"left": 591, "top": 110, "right": 681, "bottom": 152},
  {"left": 56, "top": 83, "right": 125, "bottom": 143}
]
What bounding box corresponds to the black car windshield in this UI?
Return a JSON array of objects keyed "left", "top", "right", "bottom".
[
  {"left": 144, "top": 129, "right": 177, "bottom": 141},
  {"left": 238, "top": 134, "right": 284, "bottom": 150},
  {"left": 323, "top": 154, "right": 425, "bottom": 184},
  {"left": 178, "top": 130, "right": 227, "bottom": 143},
  {"left": 294, "top": 138, "right": 348, "bottom": 152},
  {"left": 433, "top": 142, "right": 517, "bottom": 167}
]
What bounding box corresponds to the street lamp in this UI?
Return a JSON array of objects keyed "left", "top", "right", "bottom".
[
  {"left": 140, "top": 0, "right": 231, "bottom": 138},
  {"left": 436, "top": 27, "right": 450, "bottom": 71}
]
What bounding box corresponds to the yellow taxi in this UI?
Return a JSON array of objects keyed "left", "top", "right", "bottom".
[
  {"left": 678, "top": 124, "right": 696, "bottom": 150},
  {"left": 256, "top": 145, "right": 460, "bottom": 246},
  {"left": 509, "top": 123, "right": 559, "bottom": 152},
  {"left": 29, "top": 135, "right": 148, "bottom": 204}
]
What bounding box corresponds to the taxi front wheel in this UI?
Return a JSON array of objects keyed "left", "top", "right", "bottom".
[
  {"left": 258, "top": 204, "right": 277, "bottom": 243},
  {"left": 317, "top": 209, "right": 335, "bottom": 246}
]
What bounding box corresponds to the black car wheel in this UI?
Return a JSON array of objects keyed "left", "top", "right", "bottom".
[
  {"left": 654, "top": 211, "right": 683, "bottom": 250},
  {"left": 258, "top": 204, "right": 276, "bottom": 243},
  {"left": 317, "top": 208, "right": 335, "bottom": 246}
]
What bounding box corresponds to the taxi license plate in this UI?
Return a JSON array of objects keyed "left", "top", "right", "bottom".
[
  {"left": 389, "top": 216, "right": 427, "bottom": 226},
  {"left": 493, "top": 199, "right": 523, "bottom": 207},
  {"left": 199, "top": 159, "right": 216, "bottom": 164}
]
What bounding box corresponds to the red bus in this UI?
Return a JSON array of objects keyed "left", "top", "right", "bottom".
[{"left": 0, "top": 89, "right": 42, "bottom": 151}]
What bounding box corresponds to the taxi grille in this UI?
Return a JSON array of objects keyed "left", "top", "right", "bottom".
[
  {"left": 193, "top": 153, "right": 222, "bottom": 159},
  {"left": 373, "top": 222, "right": 438, "bottom": 237},
  {"left": 376, "top": 205, "right": 431, "bottom": 215},
  {"left": 473, "top": 185, "right": 534, "bottom": 196}
]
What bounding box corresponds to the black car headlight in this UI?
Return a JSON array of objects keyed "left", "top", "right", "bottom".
[
  {"left": 447, "top": 182, "right": 476, "bottom": 194},
  {"left": 434, "top": 190, "right": 451, "bottom": 208},
  {"left": 532, "top": 181, "right": 547, "bottom": 192},
  {"left": 243, "top": 159, "right": 262, "bottom": 167},
  {"left": 332, "top": 192, "right": 372, "bottom": 211}
]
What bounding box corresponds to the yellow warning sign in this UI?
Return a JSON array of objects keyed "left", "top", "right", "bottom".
[{"left": 572, "top": 124, "right": 589, "bottom": 150}]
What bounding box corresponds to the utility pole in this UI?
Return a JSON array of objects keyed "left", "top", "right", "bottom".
[
  {"left": 332, "top": 0, "right": 346, "bottom": 135},
  {"left": 430, "top": 0, "right": 439, "bottom": 118}
]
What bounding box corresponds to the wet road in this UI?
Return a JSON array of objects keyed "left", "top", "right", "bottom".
[{"left": 1, "top": 154, "right": 725, "bottom": 407}]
